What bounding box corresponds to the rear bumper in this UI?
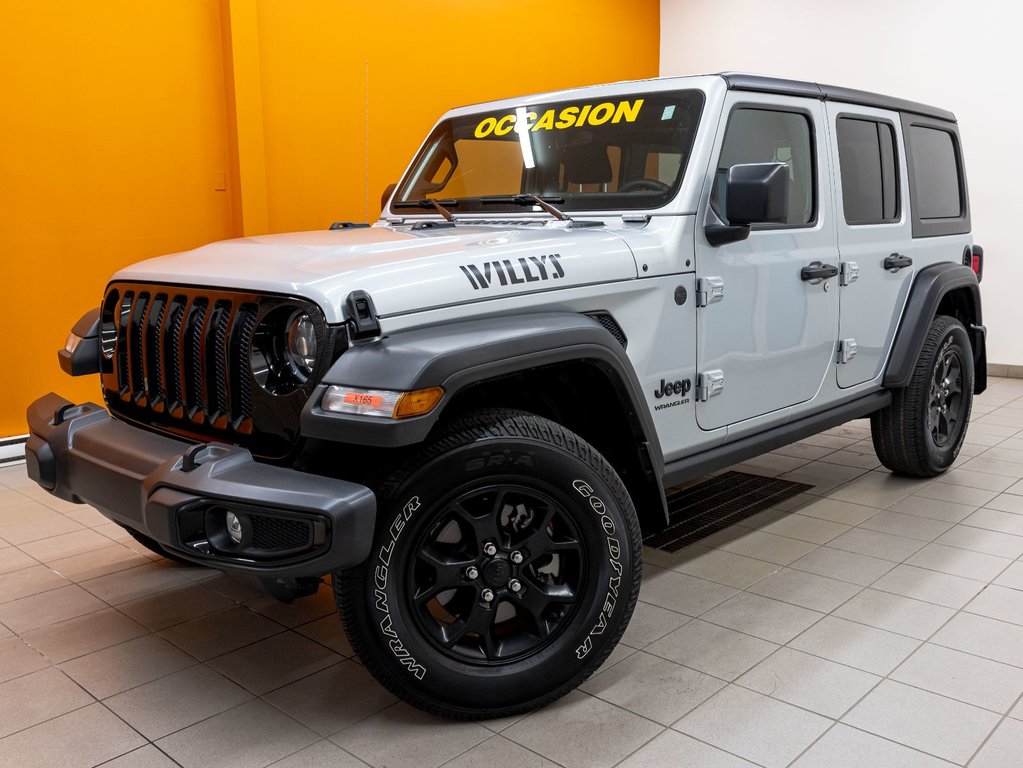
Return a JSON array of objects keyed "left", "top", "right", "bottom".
[{"left": 26, "top": 393, "right": 376, "bottom": 579}]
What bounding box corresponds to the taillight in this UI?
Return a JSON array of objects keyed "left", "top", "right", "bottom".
[{"left": 964, "top": 244, "right": 984, "bottom": 282}]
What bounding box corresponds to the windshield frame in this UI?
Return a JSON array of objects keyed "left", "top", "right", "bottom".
[{"left": 390, "top": 88, "right": 706, "bottom": 217}]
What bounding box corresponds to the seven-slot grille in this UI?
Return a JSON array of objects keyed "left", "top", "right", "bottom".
[{"left": 101, "top": 283, "right": 328, "bottom": 458}]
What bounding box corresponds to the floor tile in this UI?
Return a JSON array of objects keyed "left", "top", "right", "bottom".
[
  {"left": 891, "top": 642, "right": 1023, "bottom": 714},
  {"left": 104, "top": 664, "right": 252, "bottom": 740},
  {"left": 244, "top": 586, "right": 337, "bottom": 628},
  {"left": 941, "top": 468, "right": 1017, "bottom": 493},
  {"left": 646, "top": 619, "right": 778, "bottom": 681},
  {"left": 826, "top": 527, "right": 925, "bottom": 562},
  {"left": 499, "top": 692, "right": 660, "bottom": 768},
  {"left": 842, "top": 679, "right": 999, "bottom": 764},
  {"left": 715, "top": 529, "right": 818, "bottom": 565},
  {"left": 934, "top": 524, "right": 1023, "bottom": 559},
  {"left": 965, "top": 584, "right": 1023, "bottom": 626},
  {"left": 859, "top": 511, "right": 953, "bottom": 542},
  {"left": 619, "top": 729, "right": 759, "bottom": 768},
  {"left": 828, "top": 471, "right": 923, "bottom": 508},
  {"left": 20, "top": 607, "right": 147, "bottom": 664},
  {"left": 913, "top": 482, "right": 999, "bottom": 508},
  {"left": 267, "top": 740, "right": 369, "bottom": 768},
  {"left": 208, "top": 631, "right": 340, "bottom": 695},
  {"left": 117, "top": 583, "right": 236, "bottom": 631},
  {"left": 638, "top": 566, "right": 736, "bottom": 617},
  {"left": 870, "top": 564, "right": 985, "bottom": 609},
  {"left": 887, "top": 495, "right": 978, "bottom": 524},
  {"left": 669, "top": 546, "right": 780, "bottom": 589},
  {"left": 0, "top": 702, "right": 146, "bottom": 768},
  {"left": 331, "top": 702, "right": 490, "bottom": 768},
  {"left": 620, "top": 601, "right": 689, "bottom": 649},
  {"left": 0, "top": 514, "right": 84, "bottom": 545},
  {"left": 789, "top": 615, "right": 920, "bottom": 676},
  {"left": 0, "top": 546, "right": 35, "bottom": 575},
  {"left": 157, "top": 699, "right": 318, "bottom": 768},
  {"left": 970, "top": 717, "right": 1023, "bottom": 768},
  {"left": 264, "top": 661, "right": 396, "bottom": 737},
  {"left": 0, "top": 563, "right": 70, "bottom": 603},
  {"left": 0, "top": 584, "right": 106, "bottom": 634},
  {"left": 790, "top": 723, "right": 956, "bottom": 767},
  {"left": 701, "top": 592, "right": 823, "bottom": 644},
  {"left": 99, "top": 745, "right": 181, "bottom": 768},
  {"left": 674, "top": 685, "right": 831, "bottom": 768},
  {"left": 993, "top": 560, "right": 1023, "bottom": 590},
  {"left": 962, "top": 507, "right": 1023, "bottom": 537},
  {"left": 932, "top": 612, "right": 1023, "bottom": 668},
  {"left": 48, "top": 544, "right": 150, "bottom": 583},
  {"left": 737, "top": 646, "right": 879, "bottom": 718},
  {"left": 59, "top": 635, "right": 195, "bottom": 699},
  {"left": 984, "top": 492, "right": 1023, "bottom": 514},
  {"left": 80, "top": 562, "right": 192, "bottom": 605},
  {"left": 747, "top": 568, "right": 861, "bottom": 613},
  {"left": 905, "top": 543, "right": 1011, "bottom": 582},
  {"left": 293, "top": 615, "right": 354, "bottom": 657},
  {"left": 0, "top": 667, "right": 95, "bottom": 738},
  {"left": 580, "top": 650, "right": 725, "bottom": 725},
  {"left": 788, "top": 546, "right": 895, "bottom": 587},
  {"left": 834, "top": 589, "right": 955, "bottom": 640},
  {"left": 158, "top": 605, "right": 283, "bottom": 660},
  {"left": 790, "top": 497, "right": 880, "bottom": 526},
  {"left": 755, "top": 513, "right": 850, "bottom": 544},
  {"left": 18, "top": 529, "right": 112, "bottom": 563},
  {"left": 0, "top": 636, "right": 48, "bottom": 683}
]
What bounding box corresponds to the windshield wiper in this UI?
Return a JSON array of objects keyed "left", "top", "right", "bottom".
[
  {"left": 392, "top": 198, "right": 458, "bottom": 222},
  {"left": 480, "top": 194, "right": 603, "bottom": 228}
]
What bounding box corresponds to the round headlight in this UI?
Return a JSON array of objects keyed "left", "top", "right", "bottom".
[{"left": 287, "top": 313, "right": 317, "bottom": 374}]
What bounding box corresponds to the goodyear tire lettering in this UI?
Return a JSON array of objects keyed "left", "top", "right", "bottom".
[{"left": 570, "top": 480, "right": 623, "bottom": 660}]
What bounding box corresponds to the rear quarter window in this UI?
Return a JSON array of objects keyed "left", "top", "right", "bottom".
[{"left": 904, "top": 118, "right": 970, "bottom": 237}]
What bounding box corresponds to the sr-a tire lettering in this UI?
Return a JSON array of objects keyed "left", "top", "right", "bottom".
[
  {"left": 374, "top": 496, "right": 427, "bottom": 680},
  {"left": 570, "top": 480, "right": 623, "bottom": 659}
]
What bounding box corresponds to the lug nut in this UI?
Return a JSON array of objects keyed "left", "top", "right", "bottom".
[
  {"left": 483, "top": 542, "right": 497, "bottom": 557},
  {"left": 509, "top": 579, "right": 522, "bottom": 593},
  {"left": 481, "top": 588, "right": 494, "bottom": 602},
  {"left": 510, "top": 551, "right": 523, "bottom": 564},
  {"left": 465, "top": 566, "right": 479, "bottom": 580}
]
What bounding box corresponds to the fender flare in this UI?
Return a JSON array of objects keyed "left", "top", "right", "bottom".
[{"left": 884, "top": 262, "right": 986, "bottom": 393}]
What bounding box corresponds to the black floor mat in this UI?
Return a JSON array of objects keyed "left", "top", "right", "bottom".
[{"left": 643, "top": 471, "right": 813, "bottom": 552}]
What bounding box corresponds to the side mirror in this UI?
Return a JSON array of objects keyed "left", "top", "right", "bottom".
[
  {"left": 705, "top": 162, "right": 790, "bottom": 246},
  {"left": 381, "top": 182, "right": 397, "bottom": 213}
]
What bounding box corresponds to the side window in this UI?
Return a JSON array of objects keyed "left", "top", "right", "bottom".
[
  {"left": 713, "top": 108, "right": 815, "bottom": 226},
  {"left": 837, "top": 117, "right": 899, "bottom": 224},
  {"left": 908, "top": 126, "right": 962, "bottom": 219}
]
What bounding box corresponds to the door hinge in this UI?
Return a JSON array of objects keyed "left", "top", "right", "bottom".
[
  {"left": 696, "top": 370, "right": 725, "bottom": 401},
  {"left": 840, "top": 261, "right": 859, "bottom": 286},
  {"left": 696, "top": 277, "right": 725, "bottom": 307},
  {"left": 838, "top": 338, "right": 858, "bottom": 364}
]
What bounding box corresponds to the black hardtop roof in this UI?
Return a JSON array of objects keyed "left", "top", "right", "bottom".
[{"left": 719, "top": 72, "right": 956, "bottom": 123}]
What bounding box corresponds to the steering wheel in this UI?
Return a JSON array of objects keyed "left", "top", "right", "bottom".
[{"left": 617, "top": 179, "right": 671, "bottom": 194}]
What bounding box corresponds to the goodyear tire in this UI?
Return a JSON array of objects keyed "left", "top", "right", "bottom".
[
  {"left": 872, "top": 315, "right": 974, "bottom": 476},
  {"left": 334, "top": 409, "right": 642, "bottom": 720}
]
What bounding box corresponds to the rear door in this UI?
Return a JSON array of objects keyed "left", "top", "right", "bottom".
[
  {"left": 695, "top": 93, "right": 839, "bottom": 431},
  {"left": 826, "top": 104, "right": 913, "bottom": 388}
]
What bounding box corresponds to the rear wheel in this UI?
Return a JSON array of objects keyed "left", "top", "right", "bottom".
[
  {"left": 872, "top": 315, "right": 973, "bottom": 476},
  {"left": 335, "top": 409, "right": 642, "bottom": 719}
]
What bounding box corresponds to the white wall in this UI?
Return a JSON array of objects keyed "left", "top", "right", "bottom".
[{"left": 661, "top": 0, "right": 1022, "bottom": 365}]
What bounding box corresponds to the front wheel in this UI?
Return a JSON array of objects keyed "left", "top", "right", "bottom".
[
  {"left": 334, "top": 410, "right": 642, "bottom": 719},
  {"left": 872, "top": 314, "right": 974, "bottom": 476}
]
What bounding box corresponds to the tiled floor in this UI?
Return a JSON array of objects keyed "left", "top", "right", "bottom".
[{"left": 3, "top": 378, "right": 1023, "bottom": 767}]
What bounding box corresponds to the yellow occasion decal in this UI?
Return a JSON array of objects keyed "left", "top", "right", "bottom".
[{"left": 474, "top": 99, "right": 644, "bottom": 138}]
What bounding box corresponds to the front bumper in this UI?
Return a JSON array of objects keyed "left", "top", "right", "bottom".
[{"left": 25, "top": 393, "right": 376, "bottom": 579}]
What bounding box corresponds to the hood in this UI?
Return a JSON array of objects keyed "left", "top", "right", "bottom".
[{"left": 114, "top": 224, "right": 638, "bottom": 323}]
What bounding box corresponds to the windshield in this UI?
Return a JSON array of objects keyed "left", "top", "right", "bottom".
[{"left": 393, "top": 90, "right": 705, "bottom": 214}]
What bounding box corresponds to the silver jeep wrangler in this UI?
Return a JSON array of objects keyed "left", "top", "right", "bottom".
[{"left": 27, "top": 72, "right": 985, "bottom": 718}]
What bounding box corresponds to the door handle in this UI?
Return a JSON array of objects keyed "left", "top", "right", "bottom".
[
  {"left": 800, "top": 262, "right": 839, "bottom": 282},
  {"left": 884, "top": 253, "right": 913, "bottom": 271}
]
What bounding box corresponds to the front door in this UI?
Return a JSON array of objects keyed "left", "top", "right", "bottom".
[{"left": 695, "top": 93, "right": 839, "bottom": 431}]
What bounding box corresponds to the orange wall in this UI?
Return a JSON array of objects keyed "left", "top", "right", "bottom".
[{"left": 0, "top": 0, "right": 659, "bottom": 438}]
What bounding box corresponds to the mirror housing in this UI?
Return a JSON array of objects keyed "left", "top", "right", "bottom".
[{"left": 705, "top": 162, "right": 790, "bottom": 247}]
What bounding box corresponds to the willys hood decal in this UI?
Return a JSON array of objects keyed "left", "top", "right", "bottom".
[{"left": 114, "top": 225, "right": 637, "bottom": 323}]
